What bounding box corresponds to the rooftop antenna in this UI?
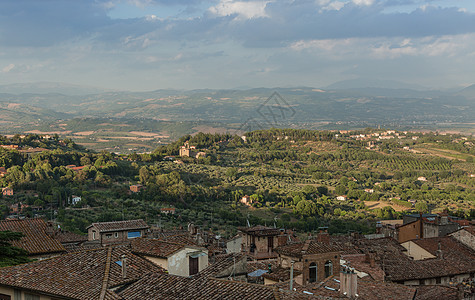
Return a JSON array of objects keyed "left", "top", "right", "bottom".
[
  {"left": 247, "top": 213, "right": 251, "bottom": 227},
  {"left": 274, "top": 216, "right": 277, "bottom": 228}
]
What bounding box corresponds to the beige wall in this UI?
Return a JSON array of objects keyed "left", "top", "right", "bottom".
[
  {"left": 0, "top": 286, "right": 52, "bottom": 300},
  {"left": 226, "top": 236, "right": 242, "bottom": 254},
  {"left": 401, "top": 241, "right": 435, "bottom": 260},
  {"left": 167, "top": 248, "right": 208, "bottom": 277},
  {"left": 263, "top": 278, "right": 278, "bottom": 285},
  {"left": 144, "top": 255, "right": 168, "bottom": 270},
  {"left": 450, "top": 229, "right": 475, "bottom": 250}
]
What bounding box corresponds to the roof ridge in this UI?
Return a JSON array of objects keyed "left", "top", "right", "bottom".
[
  {"left": 92, "top": 219, "right": 145, "bottom": 226},
  {"left": 99, "top": 246, "right": 113, "bottom": 300}
]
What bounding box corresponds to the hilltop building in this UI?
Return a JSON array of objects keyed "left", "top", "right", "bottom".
[{"left": 179, "top": 141, "right": 206, "bottom": 158}]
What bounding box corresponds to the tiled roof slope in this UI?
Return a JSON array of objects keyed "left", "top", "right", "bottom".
[
  {"left": 275, "top": 240, "right": 341, "bottom": 258},
  {"left": 156, "top": 232, "right": 199, "bottom": 245},
  {"left": 412, "top": 236, "right": 475, "bottom": 260},
  {"left": 0, "top": 246, "right": 164, "bottom": 300},
  {"left": 51, "top": 230, "right": 88, "bottom": 244},
  {"left": 274, "top": 275, "right": 416, "bottom": 300},
  {"left": 352, "top": 237, "right": 475, "bottom": 282},
  {"left": 131, "top": 238, "right": 187, "bottom": 258},
  {"left": 0, "top": 218, "right": 65, "bottom": 255},
  {"left": 414, "top": 285, "right": 458, "bottom": 300},
  {"left": 239, "top": 225, "right": 282, "bottom": 237},
  {"left": 199, "top": 253, "right": 247, "bottom": 278},
  {"left": 262, "top": 267, "right": 302, "bottom": 282},
  {"left": 118, "top": 272, "right": 277, "bottom": 300},
  {"left": 88, "top": 219, "right": 149, "bottom": 233}
]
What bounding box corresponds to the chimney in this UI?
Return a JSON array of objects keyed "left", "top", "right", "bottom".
[
  {"left": 436, "top": 242, "right": 443, "bottom": 259},
  {"left": 365, "top": 253, "right": 375, "bottom": 268},
  {"left": 121, "top": 255, "right": 127, "bottom": 279},
  {"left": 317, "top": 227, "right": 330, "bottom": 244},
  {"left": 340, "top": 267, "right": 357, "bottom": 298}
]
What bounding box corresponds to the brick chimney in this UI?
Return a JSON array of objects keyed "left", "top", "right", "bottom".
[
  {"left": 365, "top": 253, "right": 375, "bottom": 268},
  {"left": 317, "top": 227, "right": 330, "bottom": 244},
  {"left": 340, "top": 267, "right": 357, "bottom": 298}
]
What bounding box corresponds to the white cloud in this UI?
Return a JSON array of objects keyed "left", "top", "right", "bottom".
[
  {"left": 209, "top": 0, "right": 271, "bottom": 19},
  {"left": 290, "top": 39, "right": 353, "bottom": 51},
  {"left": 318, "top": 0, "right": 346, "bottom": 12},
  {"left": 352, "top": 0, "right": 374, "bottom": 6},
  {"left": 2, "top": 63, "right": 14, "bottom": 73}
]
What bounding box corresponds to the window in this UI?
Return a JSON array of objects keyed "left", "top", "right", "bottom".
[
  {"left": 436, "top": 277, "right": 441, "bottom": 284},
  {"left": 114, "top": 232, "right": 119, "bottom": 238},
  {"left": 127, "top": 231, "right": 141, "bottom": 239},
  {"left": 419, "top": 279, "right": 425, "bottom": 285},
  {"left": 106, "top": 234, "right": 112, "bottom": 239},
  {"left": 309, "top": 262, "right": 317, "bottom": 283},
  {"left": 189, "top": 257, "right": 199, "bottom": 275},
  {"left": 324, "top": 260, "right": 333, "bottom": 278},
  {"left": 92, "top": 231, "right": 96, "bottom": 240},
  {"left": 0, "top": 293, "right": 11, "bottom": 300}
]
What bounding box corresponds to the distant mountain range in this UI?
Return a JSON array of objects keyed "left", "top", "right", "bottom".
[
  {"left": 0, "top": 80, "right": 474, "bottom": 134},
  {"left": 0, "top": 82, "right": 114, "bottom": 96}
]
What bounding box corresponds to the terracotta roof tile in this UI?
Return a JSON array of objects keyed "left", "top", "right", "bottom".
[
  {"left": 0, "top": 245, "right": 164, "bottom": 300},
  {"left": 275, "top": 240, "right": 341, "bottom": 258},
  {"left": 131, "top": 238, "right": 187, "bottom": 258},
  {"left": 118, "top": 272, "right": 277, "bottom": 299},
  {"left": 262, "top": 267, "right": 302, "bottom": 282},
  {"left": 50, "top": 230, "right": 88, "bottom": 244},
  {"left": 0, "top": 218, "right": 65, "bottom": 255},
  {"left": 239, "top": 225, "right": 283, "bottom": 237},
  {"left": 88, "top": 219, "right": 149, "bottom": 233},
  {"left": 199, "top": 253, "right": 246, "bottom": 278},
  {"left": 414, "top": 285, "right": 458, "bottom": 300},
  {"left": 275, "top": 274, "right": 416, "bottom": 300}
]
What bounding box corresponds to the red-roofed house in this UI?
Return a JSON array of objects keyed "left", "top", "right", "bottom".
[
  {"left": 275, "top": 237, "right": 341, "bottom": 285},
  {"left": 160, "top": 207, "right": 176, "bottom": 215},
  {"left": 2, "top": 187, "right": 13, "bottom": 196},
  {"left": 129, "top": 184, "right": 144, "bottom": 193},
  {"left": 239, "top": 225, "right": 297, "bottom": 260},
  {"left": 87, "top": 219, "right": 149, "bottom": 246}
]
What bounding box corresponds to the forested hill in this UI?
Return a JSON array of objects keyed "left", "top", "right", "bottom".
[{"left": 1, "top": 129, "right": 474, "bottom": 237}]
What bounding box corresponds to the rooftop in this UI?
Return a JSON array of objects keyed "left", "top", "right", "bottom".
[
  {"left": 275, "top": 240, "right": 342, "bottom": 258},
  {"left": 118, "top": 272, "right": 277, "bottom": 300},
  {"left": 239, "top": 225, "right": 283, "bottom": 237},
  {"left": 131, "top": 238, "right": 194, "bottom": 258},
  {"left": 0, "top": 245, "right": 165, "bottom": 300},
  {"left": 87, "top": 219, "right": 149, "bottom": 233},
  {"left": 0, "top": 218, "right": 65, "bottom": 255}
]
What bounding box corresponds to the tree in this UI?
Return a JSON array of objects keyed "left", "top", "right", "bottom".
[
  {"left": 415, "top": 202, "right": 429, "bottom": 213},
  {"left": 295, "top": 200, "right": 318, "bottom": 217},
  {"left": 0, "top": 231, "right": 30, "bottom": 267},
  {"left": 335, "top": 184, "right": 347, "bottom": 195}
]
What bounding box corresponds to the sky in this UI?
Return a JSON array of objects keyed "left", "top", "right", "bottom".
[{"left": 1, "top": 0, "right": 475, "bottom": 91}]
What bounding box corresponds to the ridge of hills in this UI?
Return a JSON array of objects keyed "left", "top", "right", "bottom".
[{"left": 0, "top": 82, "right": 474, "bottom": 152}]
